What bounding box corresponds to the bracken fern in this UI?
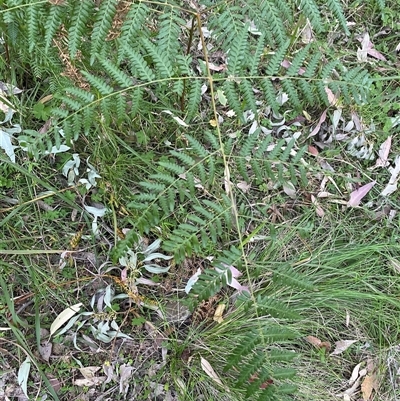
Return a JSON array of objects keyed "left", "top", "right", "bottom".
[{"left": 0, "top": 0, "right": 369, "bottom": 398}]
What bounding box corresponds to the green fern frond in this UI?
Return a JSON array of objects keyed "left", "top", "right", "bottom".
[
  {"left": 236, "top": 351, "right": 267, "bottom": 387},
  {"left": 258, "top": 1, "right": 287, "bottom": 47},
  {"left": 68, "top": 0, "right": 92, "bottom": 58},
  {"left": 265, "top": 40, "right": 290, "bottom": 76},
  {"left": 27, "top": 2, "right": 40, "bottom": 53},
  {"left": 326, "top": 0, "right": 349, "bottom": 34},
  {"left": 158, "top": 161, "right": 185, "bottom": 176},
  {"left": 227, "top": 25, "right": 249, "bottom": 76},
  {"left": 123, "top": 43, "right": 155, "bottom": 82},
  {"left": 44, "top": 4, "right": 65, "bottom": 53},
  {"left": 80, "top": 70, "right": 114, "bottom": 95},
  {"left": 297, "top": 0, "right": 323, "bottom": 32},
  {"left": 249, "top": 34, "right": 265, "bottom": 76},
  {"left": 208, "top": 7, "right": 243, "bottom": 50},
  {"left": 90, "top": 0, "right": 117, "bottom": 65},
  {"left": 141, "top": 37, "right": 173, "bottom": 79},
  {"left": 223, "top": 80, "right": 243, "bottom": 121},
  {"left": 241, "top": 79, "right": 258, "bottom": 115},
  {"left": 268, "top": 348, "right": 298, "bottom": 362},
  {"left": 272, "top": 264, "right": 313, "bottom": 290},
  {"left": 118, "top": 2, "right": 149, "bottom": 60},
  {"left": 185, "top": 79, "right": 202, "bottom": 122},
  {"left": 157, "top": 8, "right": 185, "bottom": 60},
  {"left": 98, "top": 56, "right": 132, "bottom": 88},
  {"left": 287, "top": 45, "right": 311, "bottom": 76}
]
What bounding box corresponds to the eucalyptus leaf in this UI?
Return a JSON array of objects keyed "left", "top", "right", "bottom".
[
  {"left": 143, "top": 252, "right": 173, "bottom": 262},
  {"left": 144, "top": 239, "right": 161, "bottom": 254},
  {"left": 18, "top": 357, "right": 31, "bottom": 398},
  {"left": 144, "top": 264, "right": 171, "bottom": 273}
]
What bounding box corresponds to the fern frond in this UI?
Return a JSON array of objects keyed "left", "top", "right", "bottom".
[
  {"left": 208, "top": 7, "right": 243, "bottom": 50},
  {"left": 141, "top": 37, "right": 173, "bottom": 78},
  {"left": 90, "top": 0, "right": 118, "bottom": 65},
  {"left": 98, "top": 56, "right": 132, "bottom": 88},
  {"left": 80, "top": 71, "right": 114, "bottom": 95},
  {"left": 123, "top": 44, "right": 155, "bottom": 82},
  {"left": 265, "top": 40, "right": 290, "bottom": 76},
  {"left": 158, "top": 161, "right": 185, "bottom": 176},
  {"left": 326, "top": 0, "right": 349, "bottom": 34},
  {"left": 68, "top": 0, "right": 92, "bottom": 58},
  {"left": 297, "top": 0, "right": 323, "bottom": 32},
  {"left": 223, "top": 80, "right": 243, "bottom": 121},
  {"left": 258, "top": 1, "right": 287, "bottom": 47},
  {"left": 282, "top": 79, "right": 301, "bottom": 109},
  {"left": 272, "top": 264, "right": 313, "bottom": 290},
  {"left": 117, "top": 2, "right": 149, "bottom": 60},
  {"left": 240, "top": 79, "right": 258, "bottom": 115},
  {"left": 27, "top": 2, "right": 40, "bottom": 53},
  {"left": 157, "top": 8, "right": 185, "bottom": 60},
  {"left": 227, "top": 25, "right": 249, "bottom": 76},
  {"left": 44, "top": 4, "right": 65, "bottom": 53},
  {"left": 185, "top": 79, "right": 202, "bottom": 122},
  {"left": 186, "top": 134, "right": 210, "bottom": 158},
  {"left": 249, "top": 34, "right": 265, "bottom": 76},
  {"left": 260, "top": 79, "right": 280, "bottom": 113}
]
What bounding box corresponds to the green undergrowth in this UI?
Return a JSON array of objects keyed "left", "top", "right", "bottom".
[{"left": 1, "top": 0, "right": 400, "bottom": 400}]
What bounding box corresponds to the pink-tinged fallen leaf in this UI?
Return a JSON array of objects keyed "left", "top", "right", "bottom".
[
  {"left": 305, "top": 335, "right": 321, "bottom": 347},
  {"left": 357, "top": 32, "right": 387, "bottom": 62},
  {"left": 373, "top": 136, "right": 391, "bottom": 168},
  {"left": 308, "top": 145, "right": 319, "bottom": 156},
  {"left": 208, "top": 62, "right": 227, "bottom": 72},
  {"left": 324, "top": 87, "right": 339, "bottom": 106},
  {"left": 347, "top": 181, "right": 376, "bottom": 207},
  {"left": 330, "top": 340, "right": 357, "bottom": 355},
  {"left": 281, "top": 59, "right": 306, "bottom": 75},
  {"left": 311, "top": 194, "right": 324, "bottom": 217},
  {"left": 216, "top": 264, "right": 250, "bottom": 293},
  {"left": 308, "top": 109, "right": 327, "bottom": 138}
]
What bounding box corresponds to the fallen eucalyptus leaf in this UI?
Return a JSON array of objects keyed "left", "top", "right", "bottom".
[{"left": 50, "top": 303, "right": 83, "bottom": 337}]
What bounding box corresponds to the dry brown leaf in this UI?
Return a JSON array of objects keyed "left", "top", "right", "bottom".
[
  {"left": 213, "top": 303, "right": 226, "bottom": 323},
  {"left": 361, "top": 374, "right": 378, "bottom": 401},
  {"left": 305, "top": 335, "right": 322, "bottom": 347}
]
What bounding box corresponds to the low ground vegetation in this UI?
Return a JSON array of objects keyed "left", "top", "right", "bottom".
[{"left": 1, "top": 1, "right": 400, "bottom": 400}]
